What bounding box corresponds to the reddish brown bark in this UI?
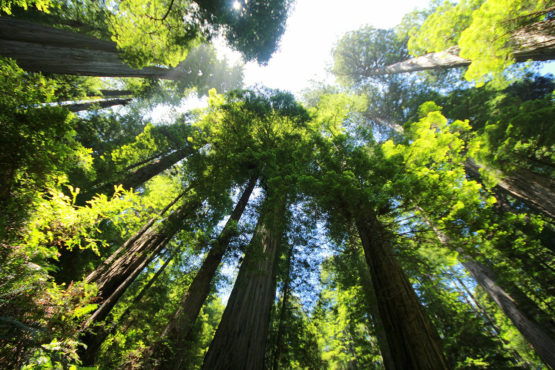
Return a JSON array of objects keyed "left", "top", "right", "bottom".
[
  {"left": 355, "top": 210, "right": 449, "bottom": 369},
  {"left": 202, "top": 195, "right": 287, "bottom": 369}
]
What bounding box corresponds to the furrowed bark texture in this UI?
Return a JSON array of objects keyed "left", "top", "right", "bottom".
[
  {"left": 354, "top": 210, "right": 449, "bottom": 369},
  {"left": 146, "top": 176, "right": 258, "bottom": 369},
  {"left": 463, "top": 259, "right": 555, "bottom": 368},
  {"left": 272, "top": 245, "right": 294, "bottom": 370},
  {"left": 369, "top": 18, "right": 555, "bottom": 76},
  {"left": 356, "top": 250, "right": 395, "bottom": 369},
  {"left": 0, "top": 17, "right": 175, "bottom": 79},
  {"left": 422, "top": 212, "right": 555, "bottom": 368},
  {"left": 202, "top": 196, "right": 287, "bottom": 370},
  {"left": 81, "top": 250, "right": 176, "bottom": 365},
  {"left": 63, "top": 98, "right": 132, "bottom": 112},
  {"left": 465, "top": 160, "right": 555, "bottom": 219}
]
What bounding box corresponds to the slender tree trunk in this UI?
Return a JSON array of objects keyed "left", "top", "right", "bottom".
[
  {"left": 62, "top": 98, "right": 132, "bottom": 112},
  {"left": 81, "top": 250, "right": 176, "bottom": 365},
  {"left": 85, "top": 189, "right": 188, "bottom": 285},
  {"left": 0, "top": 17, "right": 175, "bottom": 79},
  {"left": 83, "top": 147, "right": 193, "bottom": 202},
  {"left": 87, "top": 200, "right": 198, "bottom": 305},
  {"left": 144, "top": 175, "right": 257, "bottom": 369},
  {"left": 100, "top": 90, "right": 133, "bottom": 97},
  {"left": 369, "top": 18, "right": 555, "bottom": 76},
  {"left": 421, "top": 212, "right": 555, "bottom": 368},
  {"left": 202, "top": 195, "right": 287, "bottom": 370},
  {"left": 354, "top": 210, "right": 449, "bottom": 369}
]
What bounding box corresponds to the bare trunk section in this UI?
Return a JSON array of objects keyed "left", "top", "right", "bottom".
[
  {"left": 144, "top": 176, "right": 258, "bottom": 369},
  {"left": 0, "top": 17, "right": 175, "bottom": 79},
  {"left": 85, "top": 189, "right": 188, "bottom": 285},
  {"left": 83, "top": 147, "right": 193, "bottom": 202},
  {"left": 87, "top": 199, "right": 198, "bottom": 306},
  {"left": 81, "top": 249, "right": 176, "bottom": 365},
  {"left": 62, "top": 98, "right": 132, "bottom": 112},
  {"left": 465, "top": 159, "right": 555, "bottom": 219},
  {"left": 272, "top": 245, "right": 294, "bottom": 370},
  {"left": 100, "top": 90, "right": 133, "bottom": 97},
  {"left": 421, "top": 212, "right": 555, "bottom": 368},
  {"left": 202, "top": 196, "right": 287, "bottom": 370},
  {"left": 462, "top": 259, "right": 555, "bottom": 368},
  {"left": 354, "top": 210, "right": 449, "bottom": 369},
  {"left": 369, "top": 19, "right": 555, "bottom": 76},
  {"left": 355, "top": 249, "right": 395, "bottom": 369}
]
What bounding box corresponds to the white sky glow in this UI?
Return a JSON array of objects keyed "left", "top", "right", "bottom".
[{"left": 240, "top": 0, "right": 430, "bottom": 95}]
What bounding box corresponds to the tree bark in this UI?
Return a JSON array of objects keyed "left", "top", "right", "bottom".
[
  {"left": 0, "top": 17, "right": 175, "bottom": 79},
  {"left": 79, "top": 249, "right": 175, "bottom": 366},
  {"left": 355, "top": 249, "right": 395, "bottom": 369},
  {"left": 354, "top": 210, "right": 449, "bottom": 369},
  {"left": 272, "top": 244, "right": 293, "bottom": 370},
  {"left": 87, "top": 200, "right": 198, "bottom": 305},
  {"left": 421, "top": 211, "right": 555, "bottom": 368},
  {"left": 100, "top": 90, "right": 133, "bottom": 97},
  {"left": 202, "top": 195, "right": 287, "bottom": 370},
  {"left": 462, "top": 259, "right": 555, "bottom": 368},
  {"left": 144, "top": 175, "right": 258, "bottom": 369},
  {"left": 62, "top": 98, "right": 132, "bottom": 112},
  {"left": 369, "top": 18, "right": 555, "bottom": 76},
  {"left": 83, "top": 147, "right": 193, "bottom": 202},
  {"left": 465, "top": 159, "right": 555, "bottom": 219}
]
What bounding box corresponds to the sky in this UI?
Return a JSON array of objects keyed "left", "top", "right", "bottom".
[
  {"left": 148, "top": 0, "right": 430, "bottom": 122},
  {"left": 240, "top": 0, "right": 430, "bottom": 95}
]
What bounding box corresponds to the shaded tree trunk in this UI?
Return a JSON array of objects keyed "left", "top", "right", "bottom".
[
  {"left": 82, "top": 147, "right": 193, "bottom": 202},
  {"left": 202, "top": 195, "right": 287, "bottom": 370},
  {"left": 100, "top": 89, "right": 133, "bottom": 97},
  {"left": 0, "top": 17, "right": 175, "bottom": 79},
  {"left": 465, "top": 159, "right": 555, "bottom": 219},
  {"left": 144, "top": 175, "right": 257, "bottom": 369},
  {"left": 85, "top": 199, "right": 198, "bottom": 308},
  {"left": 62, "top": 98, "right": 132, "bottom": 112},
  {"left": 272, "top": 244, "right": 294, "bottom": 370},
  {"left": 355, "top": 248, "right": 395, "bottom": 369},
  {"left": 421, "top": 212, "right": 555, "bottom": 368},
  {"left": 369, "top": 18, "right": 555, "bottom": 76},
  {"left": 354, "top": 209, "right": 449, "bottom": 369}
]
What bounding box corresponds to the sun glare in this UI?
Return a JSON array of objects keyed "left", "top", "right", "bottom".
[{"left": 233, "top": 1, "right": 241, "bottom": 10}]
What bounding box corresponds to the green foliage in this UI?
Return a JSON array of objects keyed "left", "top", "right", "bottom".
[
  {"left": 406, "top": 0, "right": 552, "bottom": 85},
  {"left": 0, "top": 0, "right": 51, "bottom": 14},
  {"left": 0, "top": 57, "right": 92, "bottom": 238}
]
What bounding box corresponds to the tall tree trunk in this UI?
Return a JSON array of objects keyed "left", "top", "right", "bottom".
[
  {"left": 0, "top": 17, "right": 175, "bottom": 79},
  {"left": 62, "top": 98, "right": 132, "bottom": 112},
  {"left": 354, "top": 247, "right": 395, "bottom": 369},
  {"left": 421, "top": 212, "right": 555, "bottom": 368},
  {"left": 144, "top": 175, "right": 258, "bottom": 369},
  {"left": 272, "top": 244, "right": 294, "bottom": 370},
  {"left": 100, "top": 89, "right": 133, "bottom": 97},
  {"left": 465, "top": 159, "right": 555, "bottom": 219},
  {"left": 81, "top": 250, "right": 177, "bottom": 365},
  {"left": 369, "top": 18, "right": 555, "bottom": 76},
  {"left": 85, "top": 189, "right": 188, "bottom": 285},
  {"left": 202, "top": 195, "right": 287, "bottom": 370},
  {"left": 82, "top": 147, "right": 193, "bottom": 202},
  {"left": 354, "top": 210, "right": 449, "bottom": 369}
]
